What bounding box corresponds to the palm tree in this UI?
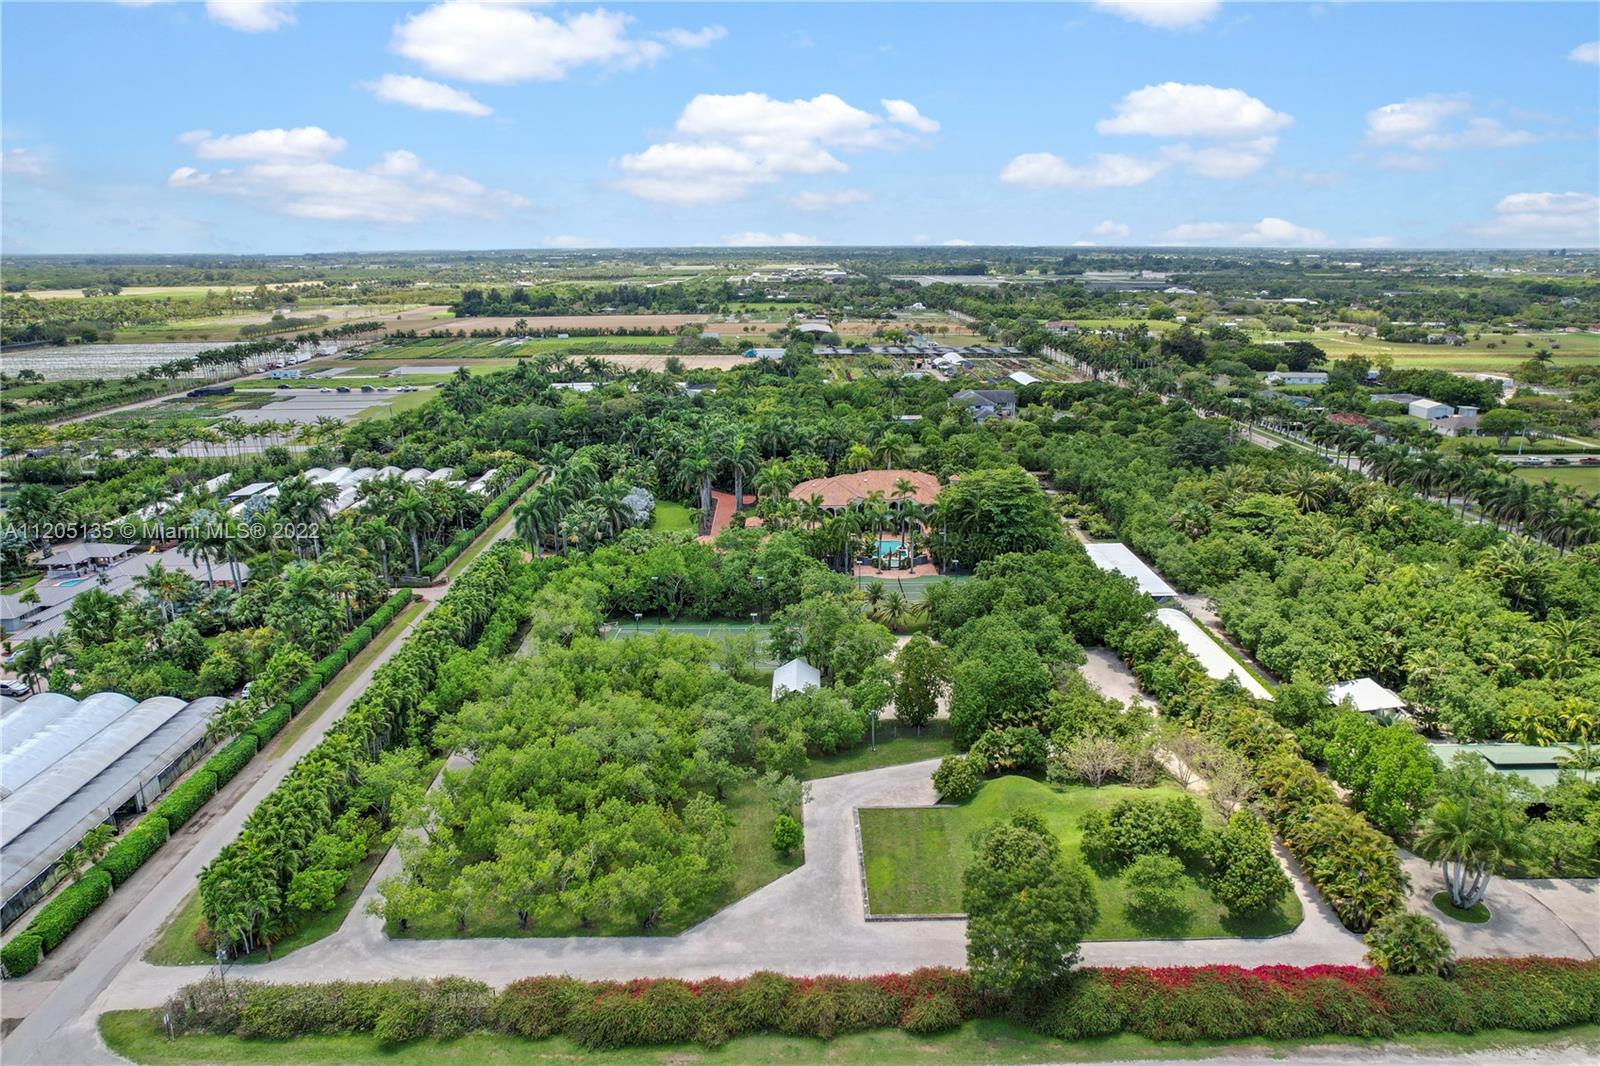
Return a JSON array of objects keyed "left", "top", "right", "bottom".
[
  {"left": 357, "top": 518, "right": 404, "bottom": 583},
  {"left": 513, "top": 490, "right": 555, "bottom": 558},
  {"left": 1415, "top": 756, "right": 1526, "bottom": 910},
  {"left": 390, "top": 487, "right": 435, "bottom": 574}
]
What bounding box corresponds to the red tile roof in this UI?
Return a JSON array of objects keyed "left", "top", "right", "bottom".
[{"left": 789, "top": 469, "right": 941, "bottom": 509}]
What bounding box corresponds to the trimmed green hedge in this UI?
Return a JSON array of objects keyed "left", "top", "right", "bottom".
[
  {"left": 98, "top": 817, "right": 170, "bottom": 887},
  {"left": 249, "top": 705, "right": 291, "bottom": 746},
  {"left": 151, "top": 771, "right": 218, "bottom": 831},
  {"left": 159, "top": 960, "right": 1600, "bottom": 1050},
  {"left": 1, "top": 934, "right": 42, "bottom": 977},
  {"left": 419, "top": 469, "right": 538, "bottom": 580},
  {"left": 204, "top": 735, "right": 258, "bottom": 787},
  {"left": 28, "top": 870, "right": 111, "bottom": 952}
]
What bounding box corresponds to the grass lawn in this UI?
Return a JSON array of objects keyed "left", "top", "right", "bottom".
[
  {"left": 143, "top": 841, "right": 387, "bottom": 966},
  {"left": 1513, "top": 466, "right": 1600, "bottom": 491},
  {"left": 97, "top": 1012, "right": 1600, "bottom": 1066},
  {"left": 389, "top": 778, "right": 799, "bottom": 941},
  {"left": 1247, "top": 329, "right": 1600, "bottom": 372},
  {"left": 859, "top": 777, "right": 1301, "bottom": 939},
  {"left": 1432, "top": 891, "right": 1491, "bottom": 924},
  {"left": 651, "top": 501, "right": 695, "bottom": 531},
  {"left": 800, "top": 722, "right": 955, "bottom": 780}
]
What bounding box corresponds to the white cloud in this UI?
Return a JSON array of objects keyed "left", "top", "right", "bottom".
[
  {"left": 205, "top": 1, "right": 295, "bottom": 33},
  {"left": 787, "top": 189, "right": 870, "bottom": 211},
  {"left": 1, "top": 147, "right": 47, "bottom": 178},
  {"left": 616, "top": 93, "right": 936, "bottom": 204},
  {"left": 1352, "top": 235, "right": 1397, "bottom": 248},
  {"left": 1091, "top": 220, "right": 1130, "bottom": 239},
  {"left": 1160, "top": 136, "right": 1277, "bottom": 178},
  {"left": 1470, "top": 192, "right": 1600, "bottom": 245},
  {"left": 542, "top": 235, "right": 611, "bottom": 248},
  {"left": 1569, "top": 41, "right": 1600, "bottom": 64},
  {"left": 180, "top": 126, "right": 346, "bottom": 163},
  {"left": 999, "top": 151, "right": 1165, "bottom": 189},
  {"left": 882, "top": 98, "right": 940, "bottom": 133},
  {"left": 1365, "top": 94, "right": 1539, "bottom": 151},
  {"left": 1093, "top": 1, "right": 1221, "bottom": 29},
  {"left": 942, "top": 238, "right": 976, "bottom": 246},
  {"left": 722, "top": 231, "right": 822, "bottom": 247},
  {"left": 391, "top": 3, "right": 722, "bottom": 84},
  {"left": 364, "top": 74, "right": 491, "bottom": 117},
  {"left": 168, "top": 128, "right": 526, "bottom": 223},
  {"left": 1161, "top": 217, "right": 1332, "bottom": 246},
  {"left": 1098, "top": 82, "right": 1291, "bottom": 139}
]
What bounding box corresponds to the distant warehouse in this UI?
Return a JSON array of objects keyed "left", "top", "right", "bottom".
[{"left": 0, "top": 691, "right": 224, "bottom": 929}]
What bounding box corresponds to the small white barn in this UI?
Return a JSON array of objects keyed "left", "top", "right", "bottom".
[
  {"left": 771, "top": 658, "right": 822, "bottom": 701},
  {"left": 1327, "top": 678, "right": 1406, "bottom": 714},
  {"left": 1408, "top": 398, "right": 1453, "bottom": 421}
]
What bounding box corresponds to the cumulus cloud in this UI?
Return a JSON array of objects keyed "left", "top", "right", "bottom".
[
  {"left": 1092, "top": 1, "right": 1221, "bottom": 29},
  {"left": 616, "top": 93, "right": 937, "bottom": 204},
  {"left": 999, "top": 151, "right": 1165, "bottom": 189},
  {"left": 1365, "top": 94, "right": 1540, "bottom": 152},
  {"left": 942, "top": 238, "right": 976, "bottom": 246},
  {"left": 542, "top": 235, "right": 610, "bottom": 248},
  {"left": 1091, "top": 220, "right": 1131, "bottom": 239},
  {"left": 787, "top": 188, "right": 870, "bottom": 211},
  {"left": 168, "top": 126, "right": 526, "bottom": 223},
  {"left": 1098, "top": 82, "right": 1291, "bottom": 139},
  {"left": 1352, "top": 235, "right": 1397, "bottom": 248},
  {"left": 205, "top": 1, "right": 295, "bottom": 33},
  {"left": 1471, "top": 192, "right": 1600, "bottom": 244},
  {"left": 391, "top": 3, "right": 723, "bottom": 84},
  {"left": 1161, "top": 217, "right": 1332, "bottom": 247},
  {"left": 1, "top": 147, "right": 48, "bottom": 178},
  {"left": 882, "top": 98, "right": 940, "bottom": 133},
  {"left": 722, "top": 231, "right": 822, "bottom": 247},
  {"left": 1160, "top": 137, "right": 1278, "bottom": 178},
  {"left": 1569, "top": 41, "right": 1600, "bottom": 64},
  {"left": 364, "top": 74, "right": 491, "bottom": 117}
]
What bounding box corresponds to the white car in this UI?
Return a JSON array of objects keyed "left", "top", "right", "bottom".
[{"left": 319, "top": 387, "right": 333, "bottom": 394}]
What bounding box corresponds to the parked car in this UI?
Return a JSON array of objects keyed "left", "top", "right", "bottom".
[
  {"left": 1579, "top": 457, "right": 1599, "bottom": 466},
  {"left": 276, "top": 384, "right": 290, "bottom": 390},
  {"left": 0, "top": 680, "right": 30, "bottom": 699},
  {"left": 319, "top": 387, "right": 333, "bottom": 393},
  {"left": 360, "top": 385, "right": 374, "bottom": 393},
  {"left": 336, "top": 386, "right": 352, "bottom": 394}
]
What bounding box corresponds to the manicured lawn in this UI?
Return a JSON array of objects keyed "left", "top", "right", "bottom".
[
  {"left": 859, "top": 776, "right": 1301, "bottom": 939},
  {"left": 1513, "top": 466, "right": 1600, "bottom": 491},
  {"left": 96, "top": 1011, "right": 1600, "bottom": 1065},
  {"left": 144, "top": 844, "right": 387, "bottom": 966},
  {"left": 1432, "top": 891, "right": 1491, "bottom": 924},
  {"left": 389, "top": 778, "right": 799, "bottom": 940},
  {"left": 800, "top": 722, "right": 955, "bottom": 780},
  {"left": 651, "top": 501, "right": 695, "bottom": 531}
]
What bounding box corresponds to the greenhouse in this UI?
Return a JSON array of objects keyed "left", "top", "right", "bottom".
[{"left": 0, "top": 692, "right": 224, "bottom": 929}]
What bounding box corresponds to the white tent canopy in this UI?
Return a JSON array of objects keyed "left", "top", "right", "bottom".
[
  {"left": 1328, "top": 678, "right": 1406, "bottom": 713},
  {"left": 771, "top": 658, "right": 822, "bottom": 701}
]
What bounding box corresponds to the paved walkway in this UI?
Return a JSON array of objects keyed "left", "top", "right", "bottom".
[{"left": 1399, "top": 854, "right": 1597, "bottom": 960}]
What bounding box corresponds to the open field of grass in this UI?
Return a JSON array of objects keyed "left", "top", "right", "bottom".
[
  {"left": 1250, "top": 329, "right": 1600, "bottom": 371},
  {"left": 651, "top": 500, "right": 695, "bottom": 531},
  {"left": 388, "top": 777, "right": 797, "bottom": 940},
  {"left": 1512, "top": 466, "right": 1600, "bottom": 491},
  {"left": 96, "top": 1012, "right": 1600, "bottom": 1066},
  {"left": 860, "top": 776, "right": 1301, "bottom": 938},
  {"left": 799, "top": 722, "right": 954, "bottom": 780}
]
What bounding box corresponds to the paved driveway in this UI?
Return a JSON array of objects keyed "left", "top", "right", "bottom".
[{"left": 1400, "top": 854, "right": 1597, "bottom": 960}]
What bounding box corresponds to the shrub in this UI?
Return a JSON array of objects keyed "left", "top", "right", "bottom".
[
  {"left": 1365, "top": 912, "right": 1456, "bottom": 976},
  {"left": 729, "top": 971, "right": 794, "bottom": 1033},
  {"left": 26, "top": 868, "right": 111, "bottom": 952},
  {"left": 492, "top": 976, "right": 584, "bottom": 1038},
  {"left": 284, "top": 677, "right": 321, "bottom": 714},
  {"left": 2, "top": 934, "right": 42, "bottom": 977},
  {"left": 204, "top": 735, "right": 258, "bottom": 786},
  {"left": 374, "top": 997, "right": 430, "bottom": 1047},
  {"left": 771, "top": 814, "right": 803, "bottom": 856},
  {"left": 900, "top": 992, "right": 961, "bottom": 1034},
  {"left": 1080, "top": 794, "right": 1202, "bottom": 867},
  {"left": 249, "top": 704, "right": 291, "bottom": 745},
  {"left": 932, "top": 754, "right": 982, "bottom": 803},
  {"left": 152, "top": 771, "right": 218, "bottom": 830},
  {"left": 97, "top": 816, "right": 170, "bottom": 886},
  {"left": 1123, "top": 853, "right": 1190, "bottom": 927},
  {"left": 163, "top": 974, "right": 247, "bottom": 1035},
  {"left": 1207, "top": 812, "right": 1291, "bottom": 916},
  {"left": 970, "top": 726, "right": 1049, "bottom": 774}
]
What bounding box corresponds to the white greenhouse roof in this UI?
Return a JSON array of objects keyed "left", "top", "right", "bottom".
[
  {"left": 1328, "top": 678, "right": 1406, "bottom": 713},
  {"left": 0, "top": 693, "right": 223, "bottom": 912},
  {"left": 1083, "top": 543, "right": 1177, "bottom": 599},
  {"left": 1155, "top": 608, "right": 1274, "bottom": 702},
  {"left": 771, "top": 658, "right": 822, "bottom": 701}
]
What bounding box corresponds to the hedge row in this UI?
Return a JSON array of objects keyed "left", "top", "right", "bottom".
[
  {"left": 160, "top": 960, "right": 1600, "bottom": 1050},
  {"left": 1111, "top": 617, "right": 1408, "bottom": 932},
  {"left": 420, "top": 469, "right": 539, "bottom": 580},
  {"left": 1, "top": 592, "right": 417, "bottom": 979},
  {"left": 200, "top": 545, "right": 526, "bottom": 950}
]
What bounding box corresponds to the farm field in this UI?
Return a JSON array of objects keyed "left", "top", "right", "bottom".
[
  {"left": 1250, "top": 329, "right": 1600, "bottom": 371},
  {"left": 859, "top": 776, "right": 1302, "bottom": 939}
]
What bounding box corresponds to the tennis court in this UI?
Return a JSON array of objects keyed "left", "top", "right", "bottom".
[
  {"left": 602, "top": 616, "right": 779, "bottom": 666},
  {"left": 856, "top": 572, "right": 972, "bottom": 601}
]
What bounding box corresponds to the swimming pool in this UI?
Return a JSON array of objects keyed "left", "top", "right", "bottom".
[
  {"left": 876, "top": 538, "right": 902, "bottom": 556},
  {"left": 57, "top": 578, "right": 88, "bottom": 587}
]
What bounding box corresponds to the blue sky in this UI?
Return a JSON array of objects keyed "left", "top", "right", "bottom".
[{"left": 3, "top": 1, "right": 1597, "bottom": 253}]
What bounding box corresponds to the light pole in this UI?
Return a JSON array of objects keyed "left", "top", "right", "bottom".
[{"left": 633, "top": 611, "right": 642, "bottom": 635}]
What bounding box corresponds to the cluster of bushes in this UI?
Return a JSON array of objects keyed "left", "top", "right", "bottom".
[
  {"left": 419, "top": 468, "right": 540, "bottom": 580},
  {"left": 0, "top": 591, "right": 416, "bottom": 979},
  {"left": 1079, "top": 794, "right": 1202, "bottom": 866},
  {"left": 157, "top": 959, "right": 1600, "bottom": 1051},
  {"left": 199, "top": 545, "right": 525, "bottom": 955}
]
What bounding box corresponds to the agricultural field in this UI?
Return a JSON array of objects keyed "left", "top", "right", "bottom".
[
  {"left": 1512, "top": 465, "right": 1600, "bottom": 492},
  {"left": 1251, "top": 328, "right": 1600, "bottom": 371},
  {"left": 859, "top": 777, "right": 1302, "bottom": 938}
]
